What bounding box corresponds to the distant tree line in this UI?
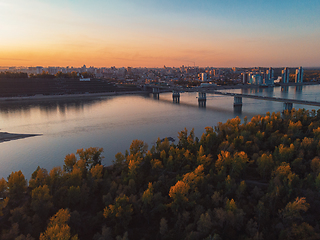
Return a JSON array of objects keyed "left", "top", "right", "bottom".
[
  {"left": 0, "top": 71, "right": 95, "bottom": 80},
  {"left": 1, "top": 109, "right": 320, "bottom": 239},
  {"left": 0, "top": 72, "right": 28, "bottom": 79}
]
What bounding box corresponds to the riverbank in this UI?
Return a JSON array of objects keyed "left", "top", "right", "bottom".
[
  {"left": 0, "top": 82, "right": 318, "bottom": 103},
  {"left": 0, "top": 132, "right": 42, "bottom": 143},
  {"left": 0, "top": 91, "right": 147, "bottom": 103}
]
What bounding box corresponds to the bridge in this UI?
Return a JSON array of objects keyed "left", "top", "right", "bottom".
[
  {"left": 144, "top": 84, "right": 320, "bottom": 111},
  {"left": 211, "top": 91, "right": 320, "bottom": 106},
  {"left": 211, "top": 91, "right": 320, "bottom": 111}
]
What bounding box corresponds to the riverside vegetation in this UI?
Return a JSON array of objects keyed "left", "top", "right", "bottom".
[{"left": 1, "top": 109, "right": 320, "bottom": 239}]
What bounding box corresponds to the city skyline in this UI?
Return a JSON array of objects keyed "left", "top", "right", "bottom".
[{"left": 1, "top": 0, "right": 320, "bottom": 68}]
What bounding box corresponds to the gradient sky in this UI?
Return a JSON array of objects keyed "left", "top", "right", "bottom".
[{"left": 1, "top": 0, "right": 320, "bottom": 68}]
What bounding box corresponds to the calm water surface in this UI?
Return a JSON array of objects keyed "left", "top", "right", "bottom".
[{"left": 1, "top": 85, "right": 320, "bottom": 179}]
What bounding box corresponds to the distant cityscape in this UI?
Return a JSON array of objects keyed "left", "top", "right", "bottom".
[{"left": 0, "top": 65, "right": 319, "bottom": 87}]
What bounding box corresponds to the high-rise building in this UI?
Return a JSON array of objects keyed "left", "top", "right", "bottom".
[
  {"left": 251, "top": 74, "right": 262, "bottom": 85},
  {"left": 265, "top": 67, "right": 274, "bottom": 85},
  {"left": 295, "top": 66, "right": 303, "bottom": 83},
  {"left": 242, "top": 72, "right": 249, "bottom": 84},
  {"left": 201, "top": 73, "right": 207, "bottom": 81},
  {"left": 282, "top": 67, "right": 290, "bottom": 83}
]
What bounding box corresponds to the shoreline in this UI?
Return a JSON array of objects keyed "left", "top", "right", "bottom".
[
  {"left": 0, "top": 132, "right": 42, "bottom": 143},
  {"left": 0, "top": 91, "right": 147, "bottom": 103},
  {"left": 0, "top": 82, "right": 318, "bottom": 103}
]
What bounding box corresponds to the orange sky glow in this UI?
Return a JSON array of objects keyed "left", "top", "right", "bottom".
[{"left": 1, "top": 0, "right": 320, "bottom": 68}]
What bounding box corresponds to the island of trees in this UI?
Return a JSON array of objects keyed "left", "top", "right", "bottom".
[{"left": 1, "top": 109, "right": 320, "bottom": 239}]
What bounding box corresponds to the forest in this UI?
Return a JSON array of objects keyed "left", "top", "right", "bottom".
[{"left": 1, "top": 109, "right": 320, "bottom": 240}]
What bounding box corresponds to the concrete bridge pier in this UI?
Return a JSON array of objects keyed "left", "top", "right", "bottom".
[
  {"left": 233, "top": 96, "right": 242, "bottom": 112},
  {"left": 152, "top": 87, "right": 160, "bottom": 94},
  {"left": 153, "top": 87, "right": 160, "bottom": 99},
  {"left": 172, "top": 91, "right": 180, "bottom": 103},
  {"left": 198, "top": 92, "right": 206, "bottom": 108},
  {"left": 234, "top": 96, "right": 242, "bottom": 107},
  {"left": 283, "top": 102, "right": 293, "bottom": 111}
]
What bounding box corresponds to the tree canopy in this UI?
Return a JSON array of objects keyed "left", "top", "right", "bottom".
[{"left": 1, "top": 108, "right": 320, "bottom": 239}]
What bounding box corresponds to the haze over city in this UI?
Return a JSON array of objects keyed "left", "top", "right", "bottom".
[{"left": 1, "top": 0, "right": 320, "bottom": 68}]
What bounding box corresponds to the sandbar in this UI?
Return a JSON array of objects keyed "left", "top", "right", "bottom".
[{"left": 0, "top": 132, "right": 42, "bottom": 143}]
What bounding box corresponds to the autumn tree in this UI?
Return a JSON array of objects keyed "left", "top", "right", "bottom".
[
  {"left": 29, "top": 167, "right": 49, "bottom": 189},
  {"left": 76, "top": 147, "right": 104, "bottom": 169},
  {"left": 31, "top": 185, "right": 53, "bottom": 220},
  {"left": 256, "top": 153, "right": 274, "bottom": 179},
  {"left": 169, "top": 180, "right": 190, "bottom": 212},
  {"left": 0, "top": 178, "right": 8, "bottom": 216},
  {"left": 40, "top": 208, "right": 78, "bottom": 240},
  {"left": 7, "top": 171, "right": 27, "bottom": 206},
  {"left": 129, "top": 140, "right": 148, "bottom": 156},
  {"left": 63, "top": 154, "right": 77, "bottom": 173},
  {"left": 103, "top": 194, "right": 133, "bottom": 232}
]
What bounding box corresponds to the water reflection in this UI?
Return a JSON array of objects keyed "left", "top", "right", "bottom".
[
  {"left": 0, "top": 97, "right": 107, "bottom": 115},
  {"left": 198, "top": 101, "right": 206, "bottom": 108},
  {"left": 1, "top": 85, "right": 320, "bottom": 179},
  {"left": 295, "top": 86, "right": 303, "bottom": 93},
  {"left": 152, "top": 93, "right": 159, "bottom": 100},
  {"left": 281, "top": 87, "right": 289, "bottom": 98},
  {"left": 173, "top": 97, "right": 180, "bottom": 103},
  {"left": 234, "top": 105, "right": 242, "bottom": 114}
]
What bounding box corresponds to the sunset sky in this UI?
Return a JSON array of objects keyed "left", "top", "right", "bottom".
[{"left": 1, "top": 0, "right": 320, "bottom": 68}]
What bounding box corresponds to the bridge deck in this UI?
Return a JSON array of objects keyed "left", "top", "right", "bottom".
[{"left": 211, "top": 91, "right": 320, "bottom": 107}]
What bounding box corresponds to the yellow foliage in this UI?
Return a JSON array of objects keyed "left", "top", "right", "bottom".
[
  {"left": 182, "top": 165, "right": 204, "bottom": 188},
  {"left": 160, "top": 150, "right": 166, "bottom": 161},
  {"left": 32, "top": 185, "right": 52, "bottom": 202},
  {"left": 7, "top": 170, "right": 27, "bottom": 196},
  {"left": 49, "top": 167, "right": 63, "bottom": 179},
  {"left": 130, "top": 140, "right": 148, "bottom": 155},
  {"left": 40, "top": 208, "right": 78, "bottom": 240},
  {"left": 64, "top": 153, "right": 77, "bottom": 172},
  {"left": 313, "top": 127, "right": 320, "bottom": 138},
  {"left": 301, "top": 137, "right": 313, "bottom": 149},
  {"left": 311, "top": 157, "right": 320, "bottom": 174},
  {"left": 0, "top": 177, "right": 7, "bottom": 197},
  {"left": 90, "top": 164, "right": 103, "bottom": 179},
  {"left": 288, "top": 120, "right": 302, "bottom": 134},
  {"left": 280, "top": 197, "right": 309, "bottom": 220},
  {"left": 169, "top": 181, "right": 190, "bottom": 202},
  {"left": 29, "top": 168, "right": 48, "bottom": 189},
  {"left": 142, "top": 182, "right": 154, "bottom": 205},
  {"left": 150, "top": 159, "right": 163, "bottom": 169},
  {"left": 103, "top": 195, "right": 133, "bottom": 220},
  {"left": 74, "top": 159, "right": 86, "bottom": 173},
  {"left": 225, "top": 198, "right": 237, "bottom": 212},
  {"left": 0, "top": 197, "right": 9, "bottom": 217},
  {"left": 273, "top": 162, "right": 292, "bottom": 179},
  {"left": 40, "top": 224, "right": 71, "bottom": 240},
  {"left": 216, "top": 151, "right": 232, "bottom": 171},
  {"left": 197, "top": 145, "right": 212, "bottom": 166}
]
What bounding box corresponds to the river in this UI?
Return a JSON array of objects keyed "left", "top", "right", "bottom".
[{"left": 0, "top": 85, "right": 319, "bottom": 179}]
